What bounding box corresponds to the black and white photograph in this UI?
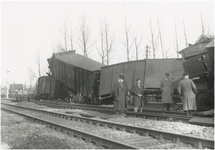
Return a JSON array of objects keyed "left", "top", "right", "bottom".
[{"left": 1, "top": 0, "right": 214, "bottom": 149}]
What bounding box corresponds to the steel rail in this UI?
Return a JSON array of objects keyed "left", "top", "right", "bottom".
[
  {"left": 1, "top": 105, "right": 138, "bottom": 149},
  {"left": 34, "top": 100, "right": 187, "bottom": 115},
  {"left": 34, "top": 101, "right": 192, "bottom": 123},
  {"left": 2, "top": 103, "right": 214, "bottom": 149},
  {"left": 34, "top": 100, "right": 186, "bottom": 115},
  {"left": 34, "top": 100, "right": 113, "bottom": 110}
]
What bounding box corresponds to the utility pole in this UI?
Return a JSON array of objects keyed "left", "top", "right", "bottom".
[
  {"left": 145, "top": 45, "right": 150, "bottom": 59},
  {"left": 6, "top": 71, "right": 10, "bottom": 99}
]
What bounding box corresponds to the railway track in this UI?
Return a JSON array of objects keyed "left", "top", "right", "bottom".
[
  {"left": 1, "top": 102, "right": 214, "bottom": 149},
  {"left": 33, "top": 100, "right": 194, "bottom": 123},
  {"left": 1, "top": 103, "right": 137, "bottom": 149}
]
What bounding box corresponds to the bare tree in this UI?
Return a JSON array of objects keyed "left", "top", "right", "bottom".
[
  {"left": 200, "top": 11, "right": 205, "bottom": 35},
  {"left": 63, "top": 20, "right": 68, "bottom": 51},
  {"left": 183, "top": 18, "right": 188, "bottom": 48},
  {"left": 27, "top": 67, "right": 37, "bottom": 90},
  {"left": 53, "top": 42, "right": 65, "bottom": 52},
  {"left": 78, "top": 13, "right": 91, "bottom": 57},
  {"left": 104, "top": 18, "right": 114, "bottom": 65},
  {"left": 123, "top": 17, "right": 134, "bottom": 61},
  {"left": 68, "top": 28, "right": 74, "bottom": 51},
  {"left": 134, "top": 34, "right": 143, "bottom": 60},
  {"left": 207, "top": 18, "right": 211, "bottom": 35},
  {"left": 96, "top": 18, "right": 106, "bottom": 64},
  {"left": 96, "top": 17, "right": 114, "bottom": 65},
  {"left": 149, "top": 17, "right": 159, "bottom": 59},
  {"left": 200, "top": 11, "right": 212, "bottom": 35},
  {"left": 36, "top": 50, "right": 41, "bottom": 77},
  {"left": 165, "top": 46, "right": 171, "bottom": 58},
  {"left": 68, "top": 21, "right": 75, "bottom": 50},
  {"left": 157, "top": 18, "right": 165, "bottom": 58},
  {"left": 174, "top": 17, "right": 179, "bottom": 58}
]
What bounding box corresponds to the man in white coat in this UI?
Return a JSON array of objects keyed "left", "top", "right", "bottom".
[{"left": 178, "top": 72, "right": 197, "bottom": 116}]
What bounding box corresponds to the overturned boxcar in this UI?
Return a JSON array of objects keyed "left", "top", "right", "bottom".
[
  {"left": 34, "top": 76, "right": 55, "bottom": 100},
  {"left": 48, "top": 50, "right": 105, "bottom": 102},
  {"left": 99, "top": 59, "right": 184, "bottom": 103}
]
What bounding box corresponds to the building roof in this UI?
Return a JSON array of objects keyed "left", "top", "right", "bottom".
[{"left": 53, "top": 50, "right": 105, "bottom": 71}]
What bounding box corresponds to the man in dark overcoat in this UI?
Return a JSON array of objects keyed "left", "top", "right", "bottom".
[
  {"left": 112, "top": 74, "right": 129, "bottom": 115},
  {"left": 133, "top": 78, "right": 145, "bottom": 112},
  {"left": 160, "top": 73, "right": 174, "bottom": 111},
  {"left": 178, "top": 73, "right": 197, "bottom": 116}
]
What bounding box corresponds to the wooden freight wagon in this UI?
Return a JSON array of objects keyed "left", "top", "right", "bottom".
[
  {"left": 48, "top": 50, "right": 105, "bottom": 100},
  {"left": 206, "top": 39, "right": 214, "bottom": 72},
  {"left": 144, "top": 59, "right": 184, "bottom": 90},
  {"left": 99, "top": 60, "right": 146, "bottom": 97},
  {"left": 179, "top": 35, "right": 214, "bottom": 86},
  {"left": 34, "top": 76, "right": 55, "bottom": 100},
  {"left": 99, "top": 59, "right": 184, "bottom": 103},
  {"left": 183, "top": 53, "right": 212, "bottom": 79}
]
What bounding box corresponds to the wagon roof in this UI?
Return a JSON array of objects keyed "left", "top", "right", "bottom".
[
  {"left": 179, "top": 34, "right": 214, "bottom": 54},
  {"left": 53, "top": 50, "right": 105, "bottom": 71},
  {"left": 101, "top": 58, "right": 182, "bottom": 68},
  {"left": 195, "top": 34, "right": 214, "bottom": 44},
  {"left": 206, "top": 39, "right": 214, "bottom": 48}
]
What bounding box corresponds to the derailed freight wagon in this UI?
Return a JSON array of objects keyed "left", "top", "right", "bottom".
[
  {"left": 99, "top": 59, "right": 184, "bottom": 104},
  {"left": 179, "top": 34, "right": 214, "bottom": 110},
  {"left": 34, "top": 76, "right": 55, "bottom": 100},
  {"left": 48, "top": 50, "right": 105, "bottom": 102}
]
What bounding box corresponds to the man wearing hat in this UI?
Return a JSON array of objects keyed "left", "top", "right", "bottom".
[
  {"left": 178, "top": 73, "right": 197, "bottom": 116},
  {"left": 112, "top": 73, "right": 129, "bottom": 115},
  {"left": 160, "top": 73, "right": 174, "bottom": 111}
]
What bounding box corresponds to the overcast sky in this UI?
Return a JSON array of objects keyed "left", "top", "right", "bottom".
[{"left": 1, "top": 1, "right": 214, "bottom": 86}]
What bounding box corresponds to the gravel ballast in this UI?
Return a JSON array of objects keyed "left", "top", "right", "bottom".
[
  {"left": 14, "top": 101, "right": 215, "bottom": 140},
  {"left": 1, "top": 110, "right": 100, "bottom": 149},
  {"left": 3, "top": 101, "right": 213, "bottom": 149},
  {"left": 2, "top": 107, "right": 195, "bottom": 149}
]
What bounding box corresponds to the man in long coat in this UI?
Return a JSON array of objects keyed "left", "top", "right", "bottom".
[
  {"left": 133, "top": 78, "right": 145, "bottom": 112},
  {"left": 160, "top": 73, "right": 174, "bottom": 111},
  {"left": 112, "top": 74, "right": 129, "bottom": 115},
  {"left": 178, "top": 72, "right": 197, "bottom": 116}
]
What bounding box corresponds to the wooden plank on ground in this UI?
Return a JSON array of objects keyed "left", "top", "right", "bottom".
[
  {"left": 189, "top": 116, "right": 214, "bottom": 127},
  {"left": 198, "top": 110, "right": 214, "bottom": 116}
]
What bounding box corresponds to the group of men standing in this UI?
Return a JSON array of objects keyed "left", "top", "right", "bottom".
[{"left": 112, "top": 72, "right": 197, "bottom": 116}]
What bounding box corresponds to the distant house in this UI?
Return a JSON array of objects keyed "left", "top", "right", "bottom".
[
  {"left": 10, "top": 84, "right": 23, "bottom": 91},
  {"left": 9, "top": 83, "right": 24, "bottom": 98}
]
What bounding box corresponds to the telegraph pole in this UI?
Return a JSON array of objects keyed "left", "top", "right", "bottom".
[
  {"left": 145, "top": 45, "right": 150, "bottom": 59},
  {"left": 6, "top": 71, "right": 10, "bottom": 99}
]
